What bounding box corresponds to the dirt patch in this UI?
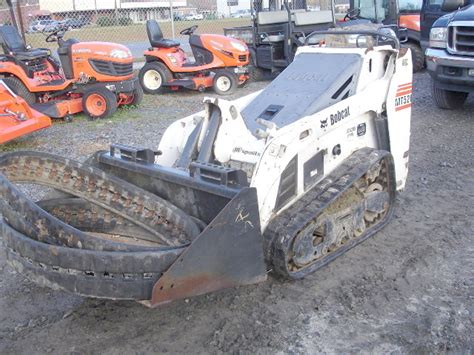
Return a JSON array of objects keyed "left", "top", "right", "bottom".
[{"left": 0, "top": 73, "right": 473, "bottom": 353}]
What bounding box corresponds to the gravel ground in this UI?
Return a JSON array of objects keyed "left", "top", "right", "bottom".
[{"left": 0, "top": 72, "right": 473, "bottom": 354}]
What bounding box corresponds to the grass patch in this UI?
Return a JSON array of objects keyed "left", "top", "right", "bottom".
[{"left": 0, "top": 137, "right": 41, "bottom": 152}]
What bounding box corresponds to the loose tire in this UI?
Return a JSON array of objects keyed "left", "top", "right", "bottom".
[
  {"left": 82, "top": 87, "right": 118, "bottom": 119},
  {"left": 2, "top": 77, "right": 36, "bottom": 105},
  {"left": 405, "top": 42, "right": 424, "bottom": 73},
  {"left": 431, "top": 80, "right": 468, "bottom": 109},
  {"left": 139, "top": 62, "right": 172, "bottom": 94},
  {"left": 213, "top": 70, "right": 238, "bottom": 95}
]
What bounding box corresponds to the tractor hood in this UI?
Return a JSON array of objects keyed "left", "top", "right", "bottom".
[
  {"left": 199, "top": 34, "right": 249, "bottom": 55},
  {"left": 71, "top": 42, "right": 133, "bottom": 61}
]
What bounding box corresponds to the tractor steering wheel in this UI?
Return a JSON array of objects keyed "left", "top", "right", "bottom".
[
  {"left": 180, "top": 25, "right": 198, "bottom": 36},
  {"left": 44, "top": 26, "right": 66, "bottom": 43},
  {"left": 344, "top": 8, "right": 360, "bottom": 21}
]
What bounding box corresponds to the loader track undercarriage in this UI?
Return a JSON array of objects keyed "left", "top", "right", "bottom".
[{"left": 265, "top": 148, "right": 395, "bottom": 279}]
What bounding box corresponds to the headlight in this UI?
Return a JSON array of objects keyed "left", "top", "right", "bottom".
[
  {"left": 110, "top": 49, "right": 131, "bottom": 59},
  {"left": 230, "top": 40, "right": 247, "bottom": 52},
  {"left": 429, "top": 27, "right": 447, "bottom": 49},
  {"left": 166, "top": 53, "right": 178, "bottom": 64}
]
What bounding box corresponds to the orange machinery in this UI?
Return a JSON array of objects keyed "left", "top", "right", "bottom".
[
  {"left": 139, "top": 21, "right": 249, "bottom": 96},
  {"left": 0, "top": 25, "right": 142, "bottom": 120},
  {"left": 0, "top": 80, "right": 51, "bottom": 144}
]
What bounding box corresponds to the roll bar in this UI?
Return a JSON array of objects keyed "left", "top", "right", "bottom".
[{"left": 304, "top": 29, "right": 400, "bottom": 50}]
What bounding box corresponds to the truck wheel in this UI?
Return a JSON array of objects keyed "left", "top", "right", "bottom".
[
  {"left": 213, "top": 70, "right": 238, "bottom": 95},
  {"left": 249, "top": 65, "right": 266, "bottom": 82},
  {"left": 405, "top": 42, "right": 424, "bottom": 73},
  {"left": 82, "top": 87, "right": 118, "bottom": 119},
  {"left": 431, "top": 81, "right": 468, "bottom": 109},
  {"left": 139, "top": 62, "right": 172, "bottom": 94},
  {"left": 2, "top": 77, "right": 36, "bottom": 105}
]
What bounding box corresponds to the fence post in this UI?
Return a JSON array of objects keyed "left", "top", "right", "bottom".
[
  {"left": 94, "top": 0, "right": 98, "bottom": 19},
  {"left": 169, "top": 0, "right": 175, "bottom": 39},
  {"left": 15, "top": 0, "right": 25, "bottom": 40},
  {"left": 114, "top": 0, "right": 119, "bottom": 23},
  {"left": 6, "top": 0, "right": 18, "bottom": 31}
]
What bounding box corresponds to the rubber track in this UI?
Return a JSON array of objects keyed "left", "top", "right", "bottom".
[
  {"left": 37, "top": 198, "right": 161, "bottom": 242},
  {"left": 0, "top": 151, "right": 202, "bottom": 300},
  {"left": 0, "top": 151, "right": 200, "bottom": 247},
  {"left": 264, "top": 148, "right": 396, "bottom": 279}
]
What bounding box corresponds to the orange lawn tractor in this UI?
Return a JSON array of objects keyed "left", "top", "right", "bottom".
[
  {"left": 0, "top": 25, "right": 142, "bottom": 121},
  {"left": 139, "top": 21, "right": 250, "bottom": 96},
  {"left": 0, "top": 79, "right": 51, "bottom": 144}
]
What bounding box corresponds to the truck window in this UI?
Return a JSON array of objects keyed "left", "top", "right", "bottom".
[
  {"left": 427, "top": 0, "right": 444, "bottom": 9},
  {"left": 399, "top": 0, "right": 422, "bottom": 12},
  {"left": 355, "top": 0, "right": 389, "bottom": 21}
]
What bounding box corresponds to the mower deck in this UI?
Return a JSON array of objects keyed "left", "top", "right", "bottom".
[
  {"left": 31, "top": 99, "right": 82, "bottom": 119},
  {"left": 0, "top": 81, "right": 51, "bottom": 144},
  {"left": 0, "top": 113, "right": 51, "bottom": 144},
  {"left": 164, "top": 77, "right": 214, "bottom": 91}
]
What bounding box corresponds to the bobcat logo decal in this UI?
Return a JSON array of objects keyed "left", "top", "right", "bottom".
[{"left": 320, "top": 118, "right": 328, "bottom": 129}]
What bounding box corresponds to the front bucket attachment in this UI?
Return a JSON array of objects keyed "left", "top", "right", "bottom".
[
  {"left": 0, "top": 80, "right": 51, "bottom": 144},
  {"left": 147, "top": 187, "right": 267, "bottom": 307},
  {"left": 0, "top": 151, "right": 267, "bottom": 304}
]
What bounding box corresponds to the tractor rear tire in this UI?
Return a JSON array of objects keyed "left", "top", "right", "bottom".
[
  {"left": 405, "top": 42, "right": 424, "bottom": 73},
  {"left": 431, "top": 80, "right": 468, "bottom": 109},
  {"left": 139, "top": 62, "right": 172, "bottom": 94},
  {"left": 3, "top": 77, "right": 36, "bottom": 105},
  {"left": 82, "top": 87, "right": 118, "bottom": 119},
  {"left": 213, "top": 70, "right": 238, "bottom": 95}
]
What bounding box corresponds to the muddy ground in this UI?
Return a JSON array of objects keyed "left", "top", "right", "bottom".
[{"left": 0, "top": 72, "right": 473, "bottom": 354}]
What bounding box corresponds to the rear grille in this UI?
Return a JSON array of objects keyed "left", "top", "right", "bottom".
[
  {"left": 238, "top": 54, "right": 247, "bottom": 62},
  {"left": 448, "top": 23, "right": 474, "bottom": 55},
  {"left": 89, "top": 59, "right": 133, "bottom": 76}
]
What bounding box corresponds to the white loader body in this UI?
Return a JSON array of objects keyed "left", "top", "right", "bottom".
[{"left": 157, "top": 43, "right": 413, "bottom": 230}]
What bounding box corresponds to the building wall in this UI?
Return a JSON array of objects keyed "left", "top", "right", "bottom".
[
  {"left": 38, "top": 0, "right": 185, "bottom": 12},
  {"left": 0, "top": 3, "right": 41, "bottom": 29},
  {"left": 216, "top": 0, "right": 251, "bottom": 17}
]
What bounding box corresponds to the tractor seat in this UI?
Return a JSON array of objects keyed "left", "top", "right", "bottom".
[
  {"left": 14, "top": 49, "right": 51, "bottom": 61},
  {"left": 146, "top": 20, "right": 180, "bottom": 48},
  {"left": 0, "top": 25, "right": 50, "bottom": 60}
]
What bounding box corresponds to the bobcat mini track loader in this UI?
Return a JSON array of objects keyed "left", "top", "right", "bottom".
[{"left": 0, "top": 29, "right": 412, "bottom": 307}]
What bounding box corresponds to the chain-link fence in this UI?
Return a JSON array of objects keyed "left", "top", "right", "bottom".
[{"left": 1, "top": 0, "right": 347, "bottom": 61}]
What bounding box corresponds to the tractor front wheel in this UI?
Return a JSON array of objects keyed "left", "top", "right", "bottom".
[
  {"left": 82, "top": 87, "right": 118, "bottom": 119},
  {"left": 213, "top": 70, "right": 238, "bottom": 96},
  {"left": 139, "top": 62, "right": 172, "bottom": 94}
]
